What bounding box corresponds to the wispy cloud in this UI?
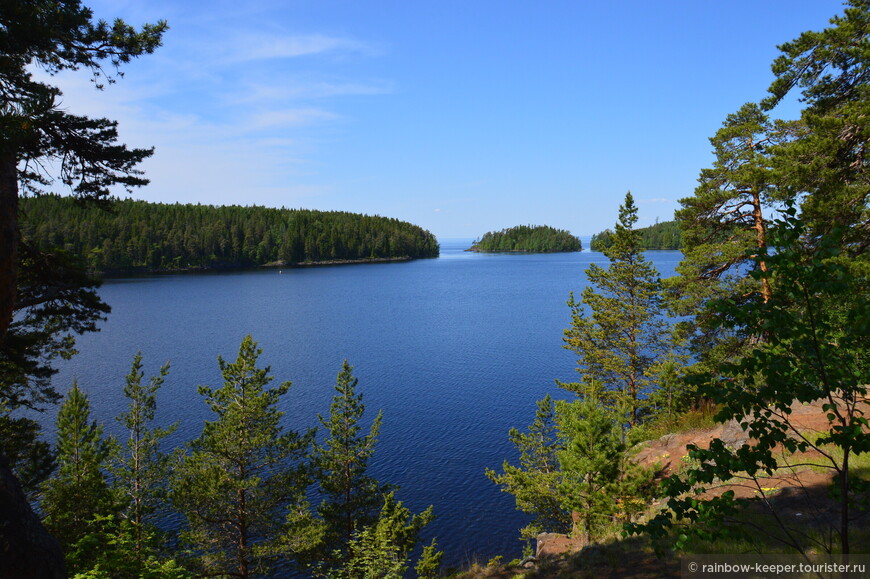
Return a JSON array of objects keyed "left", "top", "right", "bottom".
[
  {"left": 225, "top": 34, "right": 375, "bottom": 63},
  {"left": 227, "top": 78, "right": 393, "bottom": 106},
  {"left": 248, "top": 108, "right": 339, "bottom": 130},
  {"left": 638, "top": 197, "right": 672, "bottom": 204}
]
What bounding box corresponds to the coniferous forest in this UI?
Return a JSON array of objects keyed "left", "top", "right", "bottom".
[
  {"left": 1, "top": 1, "right": 868, "bottom": 578},
  {"left": 468, "top": 225, "right": 581, "bottom": 253},
  {"left": 19, "top": 196, "right": 440, "bottom": 273},
  {"left": 590, "top": 219, "right": 682, "bottom": 251}
]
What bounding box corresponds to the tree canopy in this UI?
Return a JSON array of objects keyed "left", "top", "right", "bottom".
[
  {"left": 591, "top": 219, "right": 682, "bottom": 251},
  {"left": 0, "top": 0, "right": 166, "bottom": 342},
  {"left": 19, "top": 195, "right": 440, "bottom": 272},
  {"left": 469, "top": 225, "right": 581, "bottom": 253}
]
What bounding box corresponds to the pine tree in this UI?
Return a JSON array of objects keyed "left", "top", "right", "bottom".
[
  {"left": 561, "top": 192, "right": 670, "bottom": 428},
  {"left": 314, "top": 360, "right": 390, "bottom": 570},
  {"left": 0, "top": 1, "right": 166, "bottom": 344},
  {"left": 763, "top": 0, "right": 869, "bottom": 254},
  {"left": 113, "top": 353, "right": 176, "bottom": 560},
  {"left": 41, "top": 382, "right": 116, "bottom": 569},
  {"left": 555, "top": 396, "right": 626, "bottom": 543},
  {"left": 170, "top": 335, "right": 319, "bottom": 578},
  {"left": 339, "top": 492, "right": 436, "bottom": 579},
  {"left": 485, "top": 395, "right": 571, "bottom": 543}
]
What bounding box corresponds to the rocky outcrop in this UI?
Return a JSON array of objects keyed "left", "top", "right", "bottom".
[{"left": 0, "top": 458, "right": 65, "bottom": 578}]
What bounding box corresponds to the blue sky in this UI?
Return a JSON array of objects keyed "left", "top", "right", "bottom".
[{"left": 47, "top": 0, "right": 846, "bottom": 238}]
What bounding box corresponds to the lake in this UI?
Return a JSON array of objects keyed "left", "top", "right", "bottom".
[{"left": 46, "top": 238, "right": 683, "bottom": 569}]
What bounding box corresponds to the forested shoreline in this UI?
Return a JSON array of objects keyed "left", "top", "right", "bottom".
[
  {"left": 19, "top": 196, "right": 440, "bottom": 274},
  {"left": 468, "top": 225, "right": 581, "bottom": 253},
  {"left": 2, "top": 1, "right": 868, "bottom": 577},
  {"left": 590, "top": 219, "right": 682, "bottom": 250}
]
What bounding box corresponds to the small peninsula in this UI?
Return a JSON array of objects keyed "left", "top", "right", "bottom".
[
  {"left": 468, "top": 225, "right": 582, "bottom": 253},
  {"left": 19, "top": 195, "right": 439, "bottom": 274}
]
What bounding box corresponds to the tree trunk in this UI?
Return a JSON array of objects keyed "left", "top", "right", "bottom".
[
  {"left": 0, "top": 151, "right": 17, "bottom": 344},
  {"left": 751, "top": 189, "right": 771, "bottom": 302}
]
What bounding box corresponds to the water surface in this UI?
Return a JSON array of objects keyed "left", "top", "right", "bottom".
[{"left": 48, "top": 239, "right": 683, "bottom": 568}]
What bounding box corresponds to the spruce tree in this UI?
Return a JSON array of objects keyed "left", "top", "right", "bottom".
[
  {"left": 171, "top": 335, "right": 319, "bottom": 578},
  {"left": 41, "top": 382, "right": 116, "bottom": 569},
  {"left": 561, "top": 191, "right": 670, "bottom": 428},
  {"left": 314, "top": 360, "right": 390, "bottom": 570}
]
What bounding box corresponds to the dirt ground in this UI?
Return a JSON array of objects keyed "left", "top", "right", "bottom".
[{"left": 523, "top": 399, "right": 869, "bottom": 576}]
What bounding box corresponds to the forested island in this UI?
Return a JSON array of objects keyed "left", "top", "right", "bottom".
[
  {"left": 18, "top": 195, "right": 440, "bottom": 273},
  {"left": 2, "top": 1, "right": 868, "bottom": 578},
  {"left": 468, "top": 225, "right": 581, "bottom": 253},
  {"left": 590, "top": 219, "right": 682, "bottom": 250}
]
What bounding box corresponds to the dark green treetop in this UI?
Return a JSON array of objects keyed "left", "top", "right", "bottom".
[
  {"left": 41, "top": 382, "right": 117, "bottom": 571},
  {"left": 591, "top": 219, "right": 682, "bottom": 251},
  {"left": 469, "top": 225, "right": 581, "bottom": 253},
  {"left": 313, "top": 360, "right": 391, "bottom": 572},
  {"left": 561, "top": 192, "right": 671, "bottom": 427},
  {"left": 171, "top": 336, "right": 319, "bottom": 578}
]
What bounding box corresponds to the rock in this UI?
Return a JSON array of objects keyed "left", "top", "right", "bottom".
[
  {"left": 536, "top": 532, "right": 586, "bottom": 558},
  {"left": 0, "top": 457, "right": 65, "bottom": 579}
]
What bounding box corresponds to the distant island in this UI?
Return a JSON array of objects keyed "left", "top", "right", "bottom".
[
  {"left": 591, "top": 219, "right": 682, "bottom": 251},
  {"left": 468, "top": 225, "right": 582, "bottom": 253},
  {"left": 19, "top": 195, "right": 439, "bottom": 274}
]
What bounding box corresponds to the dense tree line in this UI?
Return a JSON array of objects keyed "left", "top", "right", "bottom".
[
  {"left": 469, "top": 225, "right": 581, "bottom": 253},
  {"left": 590, "top": 218, "right": 682, "bottom": 251},
  {"left": 19, "top": 195, "right": 440, "bottom": 273}
]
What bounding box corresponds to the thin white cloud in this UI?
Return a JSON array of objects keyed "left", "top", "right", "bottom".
[
  {"left": 226, "top": 34, "right": 373, "bottom": 63},
  {"left": 230, "top": 79, "right": 393, "bottom": 104},
  {"left": 638, "top": 197, "right": 672, "bottom": 203},
  {"left": 248, "top": 108, "right": 339, "bottom": 130}
]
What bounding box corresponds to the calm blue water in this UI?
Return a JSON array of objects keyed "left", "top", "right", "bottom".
[{"left": 46, "top": 239, "right": 682, "bottom": 569}]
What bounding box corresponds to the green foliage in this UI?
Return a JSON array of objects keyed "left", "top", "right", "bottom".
[
  {"left": 18, "top": 195, "right": 440, "bottom": 272},
  {"left": 112, "top": 353, "right": 177, "bottom": 561},
  {"left": 0, "top": 0, "right": 166, "bottom": 343},
  {"left": 591, "top": 219, "right": 683, "bottom": 251},
  {"left": 629, "top": 2, "right": 869, "bottom": 556},
  {"left": 668, "top": 0, "right": 869, "bottom": 376},
  {"left": 485, "top": 395, "right": 571, "bottom": 542},
  {"left": 628, "top": 209, "right": 870, "bottom": 554},
  {"left": 314, "top": 360, "right": 392, "bottom": 572},
  {"left": 338, "top": 492, "right": 437, "bottom": 579},
  {"left": 556, "top": 396, "right": 626, "bottom": 542},
  {"left": 487, "top": 392, "right": 657, "bottom": 547},
  {"left": 763, "top": 0, "right": 869, "bottom": 252},
  {"left": 414, "top": 539, "right": 443, "bottom": 579},
  {"left": 41, "top": 382, "right": 118, "bottom": 572},
  {"left": 1, "top": 244, "right": 110, "bottom": 412},
  {"left": 66, "top": 514, "right": 191, "bottom": 579},
  {"left": 469, "top": 224, "right": 581, "bottom": 253},
  {"left": 170, "top": 335, "right": 319, "bottom": 578},
  {"left": 490, "top": 194, "right": 668, "bottom": 548},
  {"left": 561, "top": 192, "right": 672, "bottom": 427},
  {"left": 0, "top": 405, "right": 53, "bottom": 499}
]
